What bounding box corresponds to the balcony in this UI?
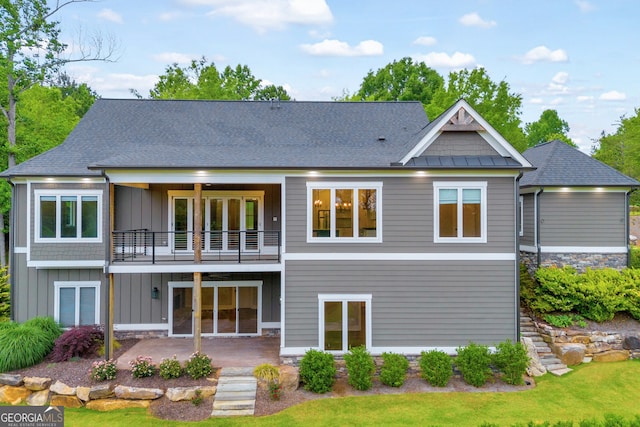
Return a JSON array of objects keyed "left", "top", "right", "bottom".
[{"left": 112, "top": 229, "right": 281, "bottom": 264}]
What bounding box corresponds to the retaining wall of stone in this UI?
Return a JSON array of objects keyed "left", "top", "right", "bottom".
[{"left": 519, "top": 251, "right": 628, "bottom": 274}]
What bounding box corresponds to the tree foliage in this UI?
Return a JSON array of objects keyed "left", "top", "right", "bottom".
[
  {"left": 149, "top": 57, "right": 290, "bottom": 101},
  {"left": 347, "top": 57, "right": 444, "bottom": 104},
  {"left": 525, "top": 109, "right": 574, "bottom": 148}
]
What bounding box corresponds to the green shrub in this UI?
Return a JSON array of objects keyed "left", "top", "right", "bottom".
[
  {"left": 0, "top": 267, "right": 9, "bottom": 321},
  {"left": 51, "top": 325, "right": 104, "bottom": 362},
  {"left": 90, "top": 359, "right": 117, "bottom": 381},
  {"left": 492, "top": 339, "right": 529, "bottom": 385},
  {"left": 184, "top": 352, "right": 212, "bottom": 379},
  {"left": 129, "top": 355, "right": 155, "bottom": 378},
  {"left": 159, "top": 356, "right": 183, "bottom": 379},
  {"left": 23, "top": 316, "right": 63, "bottom": 345},
  {"left": 344, "top": 345, "right": 375, "bottom": 391},
  {"left": 544, "top": 313, "right": 587, "bottom": 328},
  {"left": 0, "top": 324, "right": 52, "bottom": 372},
  {"left": 379, "top": 352, "right": 409, "bottom": 387},
  {"left": 299, "top": 349, "right": 336, "bottom": 393},
  {"left": 533, "top": 266, "right": 580, "bottom": 313},
  {"left": 0, "top": 321, "right": 18, "bottom": 332},
  {"left": 631, "top": 247, "right": 640, "bottom": 269},
  {"left": 455, "top": 342, "right": 492, "bottom": 387},
  {"left": 419, "top": 349, "right": 452, "bottom": 387}
]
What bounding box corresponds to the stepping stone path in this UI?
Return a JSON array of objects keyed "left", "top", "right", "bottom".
[
  {"left": 211, "top": 367, "right": 257, "bottom": 417},
  {"left": 520, "top": 311, "right": 572, "bottom": 376}
]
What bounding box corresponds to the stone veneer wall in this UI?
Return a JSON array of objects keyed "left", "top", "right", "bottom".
[
  {"left": 520, "top": 251, "right": 627, "bottom": 274},
  {"left": 114, "top": 328, "right": 281, "bottom": 340}
]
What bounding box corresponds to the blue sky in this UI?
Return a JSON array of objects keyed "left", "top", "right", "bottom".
[{"left": 55, "top": 0, "right": 639, "bottom": 153}]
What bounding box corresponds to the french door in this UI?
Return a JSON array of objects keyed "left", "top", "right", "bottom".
[
  {"left": 170, "top": 191, "right": 263, "bottom": 253},
  {"left": 169, "top": 281, "right": 261, "bottom": 336}
]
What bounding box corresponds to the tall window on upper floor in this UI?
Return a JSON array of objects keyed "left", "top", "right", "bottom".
[
  {"left": 307, "top": 182, "right": 382, "bottom": 242},
  {"left": 35, "top": 190, "right": 102, "bottom": 242},
  {"left": 433, "top": 181, "right": 487, "bottom": 243}
]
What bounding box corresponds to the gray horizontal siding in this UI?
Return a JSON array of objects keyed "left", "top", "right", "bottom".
[
  {"left": 284, "top": 260, "right": 517, "bottom": 348},
  {"left": 540, "top": 192, "right": 626, "bottom": 246},
  {"left": 521, "top": 193, "right": 535, "bottom": 246},
  {"left": 421, "top": 132, "right": 500, "bottom": 156},
  {"left": 286, "top": 176, "right": 517, "bottom": 253},
  {"left": 30, "top": 182, "right": 108, "bottom": 261}
]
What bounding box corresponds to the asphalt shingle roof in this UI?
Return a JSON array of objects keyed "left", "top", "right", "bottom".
[
  {"left": 520, "top": 140, "right": 639, "bottom": 187},
  {"left": 2, "top": 99, "right": 434, "bottom": 177}
]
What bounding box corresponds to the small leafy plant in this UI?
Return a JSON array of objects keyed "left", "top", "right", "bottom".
[
  {"left": 299, "top": 349, "right": 336, "bottom": 393},
  {"left": 344, "top": 345, "right": 375, "bottom": 391},
  {"left": 184, "top": 352, "right": 212, "bottom": 379},
  {"left": 129, "top": 355, "right": 155, "bottom": 378},
  {"left": 419, "top": 349, "right": 452, "bottom": 387},
  {"left": 51, "top": 325, "right": 104, "bottom": 362},
  {"left": 269, "top": 381, "right": 282, "bottom": 401},
  {"left": 90, "top": 359, "right": 117, "bottom": 381},
  {"left": 191, "top": 389, "right": 203, "bottom": 406},
  {"left": 379, "top": 352, "right": 409, "bottom": 387},
  {"left": 492, "top": 339, "right": 530, "bottom": 385},
  {"left": 455, "top": 342, "right": 493, "bottom": 387},
  {"left": 544, "top": 313, "right": 587, "bottom": 328},
  {"left": 159, "top": 355, "right": 183, "bottom": 379}
]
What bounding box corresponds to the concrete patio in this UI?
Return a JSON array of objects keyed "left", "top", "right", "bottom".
[{"left": 116, "top": 336, "right": 280, "bottom": 370}]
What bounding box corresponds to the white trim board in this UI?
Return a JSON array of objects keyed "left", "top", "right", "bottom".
[
  {"left": 30, "top": 260, "right": 107, "bottom": 269},
  {"left": 279, "top": 346, "right": 496, "bottom": 356},
  {"left": 108, "top": 263, "right": 283, "bottom": 274},
  {"left": 520, "top": 245, "right": 627, "bottom": 254},
  {"left": 283, "top": 252, "right": 516, "bottom": 262},
  {"left": 114, "top": 323, "right": 169, "bottom": 331}
]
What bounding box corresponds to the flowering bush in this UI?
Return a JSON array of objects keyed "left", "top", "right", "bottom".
[
  {"left": 90, "top": 359, "right": 117, "bottom": 381},
  {"left": 159, "top": 355, "right": 183, "bottom": 379},
  {"left": 269, "top": 381, "right": 282, "bottom": 401},
  {"left": 184, "top": 352, "right": 212, "bottom": 379},
  {"left": 129, "top": 355, "right": 155, "bottom": 378}
]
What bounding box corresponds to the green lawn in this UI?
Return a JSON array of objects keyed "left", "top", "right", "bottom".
[{"left": 62, "top": 360, "right": 640, "bottom": 427}]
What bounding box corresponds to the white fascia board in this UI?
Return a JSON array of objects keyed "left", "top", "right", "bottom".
[
  {"left": 29, "top": 260, "right": 107, "bottom": 269},
  {"left": 106, "top": 170, "right": 287, "bottom": 184},
  {"left": 539, "top": 246, "right": 627, "bottom": 254},
  {"left": 108, "top": 263, "right": 284, "bottom": 274},
  {"left": 283, "top": 252, "right": 516, "bottom": 261},
  {"left": 16, "top": 177, "right": 106, "bottom": 184},
  {"left": 114, "top": 324, "right": 169, "bottom": 331},
  {"left": 399, "top": 99, "right": 532, "bottom": 168}
]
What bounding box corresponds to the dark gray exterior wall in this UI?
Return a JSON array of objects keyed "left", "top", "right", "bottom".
[
  {"left": 421, "top": 132, "right": 500, "bottom": 156},
  {"left": 284, "top": 260, "right": 516, "bottom": 348},
  {"left": 29, "top": 182, "right": 107, "bottom": 261},
  {"left": 286, "top": 175, "right": 517, "bottom": 254},
  {"left": 11, "top": 252, "right": 105, "bottom": 323},
  {"left": 539, "top": 192, "right": 626, "bottom": 246}
]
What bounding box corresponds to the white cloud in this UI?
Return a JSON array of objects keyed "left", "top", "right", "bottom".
[
  {"left": 529, "top": 98, "right": 544, "bottom": 104},
  {"left": 552, "top": 72, "right": 569, "bottom": 85},
  {"left": 413, "top": 36, "right": 437, "bottom": 46},
  {"left": 413, "top": 52, "right": 476, "bottom": 68},
  {"left": 180, "top": 0, "right": 333, "bottom": 32},
  {"left": 152, "top": 52, "right": 198, "bottom": 64},
  {"left": 159, "top": 11, "right": 183, "bottom": 22},
  {"left": 550, "top": 97, "right": 563, "bottom": 105},
  {"left": 300, "top": 39, "right": 383, "bottom": 57},
  {"left": 97, "top": 8, "right": 123, "bottom": 24},
  {"left": 575, "top": 0, "right": 595, "bottom": 13},
  {"left": 548, "top": 83, "right": 569, "bottom": 94},
  {"left": 459, "top": 12, "right": 496, "bottom": 29},
  {"left": 577, "top": 95, "right": 594, "bottom": 102},
  {"left": 520, "top": 46, "right": 568, "bottom": 64},
  {"left": 599, "top": 90, "right": 626, "bottom": 101}
]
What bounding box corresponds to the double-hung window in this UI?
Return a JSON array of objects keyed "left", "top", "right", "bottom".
[
  {"left": 35, "top": 190, "right": 102, "bottom": 242},
  {"left": 434, "top": 181, "right": 487, "bottom": 243},
  {"left": 54, "top": 281, "right": 100, "bottom": 327},
  {"left": 307, "top": 182, "right": 382, "bottom": 242}
]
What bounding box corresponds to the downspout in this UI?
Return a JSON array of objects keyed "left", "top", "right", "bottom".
[
  {"left": 535, "top": 187, "right": 544, "bottom": 268},
  {"left": 8, "top": 180, "right": 16, "bottom": 321},
  {"left": 515, "top": 172, "right": 523, "bottom": 342},
  {"left": 103, "top": 172, "right": 112, "bottom": 360},
  {"left": 626, "top": 189, "right": 634, "bottom": 268}
]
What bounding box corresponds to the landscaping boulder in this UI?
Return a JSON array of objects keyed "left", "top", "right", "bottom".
[
  {"left": 279, "top": 365, "right": 300, "bottom": 392},
  {"left": 592, "top": 350, "right": 629, "bottom": 362},
  {"left": 0, "top": 385, "right": 31, "bottom": 405},
  {"left": 0, "top": 374, "right": 23, "bottom": 386},
  {"left": 166, "top": 386, "right": 216, "bottom": 402},
  {"left": 85, "top": 398, "right": 150, "bottom": 411},
  {"left": 76, "top": 386, "right": 91, "bottom": 402},
  {"left": 114, "top": 385, "right": 164, "bottom": 400},
  {"left": 50, "top": 380, "right": 76, "bottom": 396},
  {"left": 89, "top": 384, "right": 113, "bottom": 400},
  {"left": 552, "top": 343, "right": 586, "bottom": 366},
  {"left": 521, "top": 337, "right": 546, "bottom": 377},
  {"left": 27, "top": 390, "right": 50, "bottom": 406},
  {"left": 50, "top": 395, "right": 83, "bottom": 408},
  {"left": 23, "top": 376, "right": 52, "bottom": 391},
  {"left": 623, "top": 335, "right": 640, "bottom": 350}
]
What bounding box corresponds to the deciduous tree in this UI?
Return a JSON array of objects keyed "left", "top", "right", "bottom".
[{"left": 525, "top": 109, "right": 574, "bottom": 148}]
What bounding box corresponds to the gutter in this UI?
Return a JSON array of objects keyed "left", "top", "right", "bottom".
[{"left": 535, "top": 187, "right": 544, "bottom": 268}]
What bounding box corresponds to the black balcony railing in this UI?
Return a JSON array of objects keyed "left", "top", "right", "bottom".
[{"left": 112, "top": 229, "right": 281, "bottom": 264}]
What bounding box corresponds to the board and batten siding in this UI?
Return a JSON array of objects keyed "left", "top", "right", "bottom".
[
  {"left": 520, "top": 193, "right": 536, "bottom": 246},
  {"left": 29, "top": 182, "right": 108, "bottom": 261},
  {"left": 14, "top": 183, "right": 28, "bottom": 247},
  {"left": 539, "top": 192, "right": 626, "bottom": 246},
  {"left": 11, "top": 253, "right": 105, "bottom": 323},
  {"left": 284, "top": 260, "right": 516, "bottom": 348},
  {"left": 285, "top": 175, "right": 517, "bottom": 253}
]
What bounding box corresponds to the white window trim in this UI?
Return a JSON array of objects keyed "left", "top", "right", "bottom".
[
  {"left": 54, "top": 281, "right": 101, "bottom": 327},
  {"left": 306, "top": 182, "right": 383, "bottom": 243},
  {"left": 318, "top": 294, "right": 372, "bottom": 354},
  {"left": 433, "top": 181, "right": 487, "bottom": 243},
  {"left": 34, "top": 189, "right": 103, "bottom": 243},
  {"left": 519, "top": 195, "right": 524, "bottom": 237}
]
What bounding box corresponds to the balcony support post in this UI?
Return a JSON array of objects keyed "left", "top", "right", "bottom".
[{"left": 193, "top": 183, "right": 203, "bottom": 354}]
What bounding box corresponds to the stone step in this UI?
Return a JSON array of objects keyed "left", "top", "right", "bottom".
[
  {"left": 217, "top": 383, "right": 257, "bottom": 393},
  {"left": 549, "top": 367, "right": 572, "bottom": 376},
  {"left": 220, "top": 367, "right": 254, "bottom": 377},
  {"left": 545, "top": 363, "right": 568, "bottom": 371},
  {"left": 213, "top": 399, "right": 255, "bottom": 411},
  {"left": 218, "top": 376, "right": 256, "bottom": 384},
  {"left": 214, "top": 391, "right": 256, "bottom": 401},
  {"left": 211, "top": 409, "right": 255, "bottom": 417}
]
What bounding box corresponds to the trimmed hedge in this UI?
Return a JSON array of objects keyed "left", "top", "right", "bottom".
[{"left": 521, "top": 266, "right": 640, "bottom": 322}]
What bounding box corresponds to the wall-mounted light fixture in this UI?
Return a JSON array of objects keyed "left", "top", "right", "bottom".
[{"left": 152, "top": 287, "right": 160, "bottom": 299}]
